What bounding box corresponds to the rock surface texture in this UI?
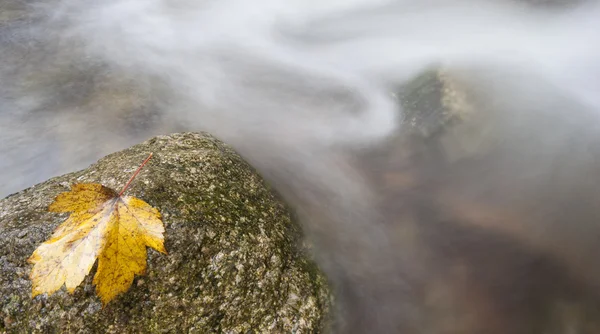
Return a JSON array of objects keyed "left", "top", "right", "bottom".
[{"left": 0, "top": 132, "right": 331, "bottom": 333}]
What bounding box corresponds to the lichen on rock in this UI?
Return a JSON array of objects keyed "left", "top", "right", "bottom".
[{"left": 0, "top": 132, "right": 331, "bottom": 333}]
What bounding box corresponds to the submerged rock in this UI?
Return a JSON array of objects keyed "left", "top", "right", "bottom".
[
  {"left": 0, "top": 132, "right": 331, "bottom": 333},
  {"left": 384, "top": 68, "right": 600, "bottom": 333}
]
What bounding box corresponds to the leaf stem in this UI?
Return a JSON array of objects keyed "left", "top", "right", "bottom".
[{"left": 119, "top": 153, "right": 153, "bottom": 197}]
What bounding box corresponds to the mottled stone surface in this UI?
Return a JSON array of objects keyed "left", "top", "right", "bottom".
[{"left": 0, "top": 132, "right": 331, "bottom": 333}]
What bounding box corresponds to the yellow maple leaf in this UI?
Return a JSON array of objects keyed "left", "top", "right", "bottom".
[{"left": 28, "top": 153, "right": 166, "bottom": 305}]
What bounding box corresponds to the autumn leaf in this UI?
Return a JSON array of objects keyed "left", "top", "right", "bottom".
[{"left": 28, "top": 153, "right": 166, "bottom": 305}]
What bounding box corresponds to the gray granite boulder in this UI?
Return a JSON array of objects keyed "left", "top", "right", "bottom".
[{"left": 0, "top": 132, "right": 331, "bottom": 333}]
